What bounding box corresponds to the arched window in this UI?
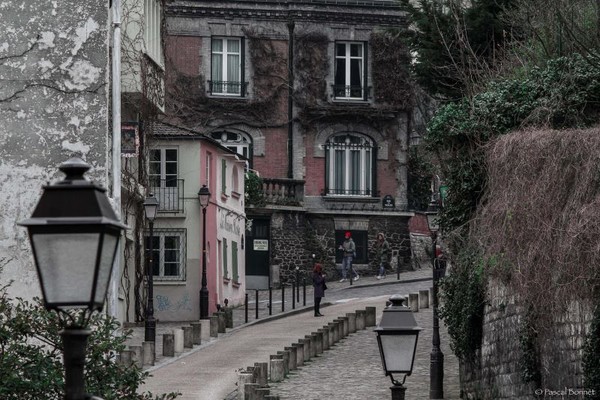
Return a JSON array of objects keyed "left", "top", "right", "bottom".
[
  {"left": 210, "top": 131, "right": 252, "bottom": 165},
  {"left": 325, "top": 133, "right": 374, "bottom": 196}
]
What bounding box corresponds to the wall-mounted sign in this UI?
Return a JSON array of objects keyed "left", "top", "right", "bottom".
[
  {"left": 121, "top": 124, "right": 139, "bottom": 157},
  {"left": 382, "top": 195, "right": 395, "bottom": 209},
  {"left": 253, "top": 239, "right": 269, "bottom": 251}
]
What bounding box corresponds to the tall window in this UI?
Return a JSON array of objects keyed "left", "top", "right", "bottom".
[
  {"left": 223, "top": 238, "right": 228, "bottom": 278},
  {"left": 211, "top": 37, "right": 244, "bottom": 96},
  {"left": 325, "top": 133, "right": 374, "bottom": 196},
  {"left": 144, "top": 0, "right": 162, "bottom": 64},
  {"left": 232, "top": 241, "right": 239, "bottom": 283},
  {"left": 149, "top": 148, "right": 182, "bottom": 212},
  {"left": 145, "top": 229, "right": 186, "bottom": 280},
  {"left": 334, "top": 42, "right": 366, "bottom": 100},
  {"left": 221, "top": 159, "right": 227, "bottom": 195}
]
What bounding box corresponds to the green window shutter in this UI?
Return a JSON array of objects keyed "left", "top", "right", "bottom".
[
  {"left": 223, "top": 238, "right": 228, "bottom": 277},
  {"left": 221, "top": 159, "right": 227, "bottom": 194},
  {"left": 232, "top": 241, "right": 238, "bottom": 282}
]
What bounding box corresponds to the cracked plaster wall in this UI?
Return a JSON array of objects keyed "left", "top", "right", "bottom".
[{"left": 0, "top": 1, "right": 110, "bottom": 300}]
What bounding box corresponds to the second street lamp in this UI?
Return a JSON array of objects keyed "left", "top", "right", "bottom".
[
  {"left": 143, "top": 194, "right": 159, "bottom": 344},
  {"left": 198, "top": 185, "right": 211, "bottom": 319},
  {"left": 425, "top": 199, "right": 445, "bottom": 399}
]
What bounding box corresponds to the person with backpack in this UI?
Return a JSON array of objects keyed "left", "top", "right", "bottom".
[{"left": 374, "top": 232, "right": 390, "bottom": 279}]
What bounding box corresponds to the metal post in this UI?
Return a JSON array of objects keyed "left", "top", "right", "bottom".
[
  {"left": 292, "top": 283, "right": 296, "bottom": 309},
  {"left": 430, "top": 231, "right": 444, "bottom": 399},
  {"left": 255, "top": 290, "right": 259, "bottom": 320},
  {"left": 282, "top": 284, "right": 285, "bottom": 312},
  {"left": 303, "top": 278, "right": 306, "bottom": 306},
  {"left": 391, "top": 384, "right": 407, "bottom": 400},
  {"left": 200, "top": 205, "right": 209, "bottom": 319},
  {"left": 145, "top": 220, "right": 156, "bottom": 342},
  {"left": 245, "top": 293, "right": 249, "bottom": 323},
  {"left": 62, "top": 327, "right": 90, "bottom": 400},
  {"left": 296, "top": 267, "right": 300, "bottom": 302},
  {"left": 269, "top": 287, "right": 273, "bottom": 315}
]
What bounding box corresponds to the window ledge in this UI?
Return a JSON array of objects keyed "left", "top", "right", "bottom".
[
  {"left": 231, "top": 190, "right": 241, "bottom": 199},
  {"left": 207, "top": 95, "right": 249, "bottom": 101},
  {"left": 221, "top": 192, "right": 229, "bottom": 201},
  {"left": 323, "top": 196, "right": 380, "bottom": 204},
  {"left": 154, "top": 280, "right": 186, "bottom": 286},
  {"left": 232, "top": 281, "right": 241, "bottom": 288},
  {"left": 223, "top": 277, "right": 231, "bottom": 284},
  {"left": 331, "top": 99, "right": 371, "bottom": 105}
]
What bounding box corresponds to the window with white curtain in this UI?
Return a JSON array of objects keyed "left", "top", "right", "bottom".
[
  {"left": 211, "top": 37, "right": 244, "bottom": 96},
  {"left": 334, "top": 42, "right": 366, "bottom": 100},
  {"left": 325, "top": 133, "right": 374, "bottom": 196},
  {"left": 144, "top": 0, "right": 163, "bottom": 65}
]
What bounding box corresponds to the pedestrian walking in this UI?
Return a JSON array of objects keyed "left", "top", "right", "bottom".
[
  {"left": 312, "top": 263, "right": 326, "bottom": 317},
  {"left": 374, "top": 232, "right": 390, "bottom": 279},
  {"left": 339, "top": 231, "right": 359, "bottom": 282}
]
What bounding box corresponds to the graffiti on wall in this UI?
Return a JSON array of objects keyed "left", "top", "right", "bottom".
[{"left": 155, "top": 292, "right": 193, "bottom": 312}]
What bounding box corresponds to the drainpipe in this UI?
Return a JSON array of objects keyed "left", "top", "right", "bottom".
[
  {"left": 109, "top": 0, "right": 122, "bottom": 320},
  {"left": 287, "top": 19, "right": 294, "bottom": 179}
]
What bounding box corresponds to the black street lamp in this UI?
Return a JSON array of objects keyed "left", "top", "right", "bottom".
[
  {"left": 198, "top": 184, "right": 211, "bottom": 319},
  {"left": 143, "top": 194, "right": 159, "bottom": 343},
  {"left": 425, "top": 199, "right": 445, "bottom": 399},
  {"left": 375, "top": 295, "right": 422, "bottom": 400},
  {"left": 19, "top": 158, "right": 126, "bottom": 400}
]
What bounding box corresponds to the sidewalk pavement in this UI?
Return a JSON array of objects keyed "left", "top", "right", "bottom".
[{"left": 133, "top": 268, "right": 461, "bottom": 399}]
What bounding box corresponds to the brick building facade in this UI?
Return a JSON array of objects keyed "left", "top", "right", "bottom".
[{"left": 164, "top": 0, "right": 414, "bottom": 287}]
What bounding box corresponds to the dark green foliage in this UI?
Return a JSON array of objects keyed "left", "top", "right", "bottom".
[
  {"left": 438, "top": 245, "right": 486, "bottom": 360},
  {"left": 407, "top": 146, "right": 434, "bottom": 211},
  {"left": 426, "top": 54, "right": 600, "bottom": 232},
  {"left": 398, "top": 0, "right": 516, "bottom": 100},
  {"left": 245, "top": 170, "right": 265, "bottom": 207},
  {"left": 0, "top": 287, "right": 179, "bottom": 400},
  {"left": 583, "top": 304, "right": 600, "bottom": 398}
]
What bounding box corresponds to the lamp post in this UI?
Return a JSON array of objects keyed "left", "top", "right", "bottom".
[
  {"left": 19, "top": 158, "right": 126, "bottom": 400},
  {"left": 143, "top": 194, "right": 159, "bottom": 343},
  {"left": 375, "top": 295, "right": 422, "bottom": 400},
  {"left": 198, "top": 184, "right": 211, "bottom": 319},
  {"left": 425, "top": 199, "right": 445, "bottom": 399}
]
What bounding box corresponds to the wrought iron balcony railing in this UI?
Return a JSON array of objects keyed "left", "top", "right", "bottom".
[
  {"left": 332, "top": 85, "right": 370, "bottom": 100},
  {"left": 208, "top": 80, "right": 248, "bottom": 97},
  {"left": 323, "top": 188, "right": 376, "bottom": 197},
  {"left": 151, "top": 179, "right": 184, "bottom": 213}
]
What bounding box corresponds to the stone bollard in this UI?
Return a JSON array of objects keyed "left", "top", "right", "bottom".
[
  {"left": 269, "top": 356, "right": 285, "bottom": 382},
  {"left": 254, "top": 362, "right": 268, "bottom": 387},
  {"left": 191, "top": 322, "right": 202, "bottom": 345},
  {"left": 210, "top": 315, "right": 219, "bottom": 337},
  {"left": 163, "top": 333, "right": 175, "bottom": 357},
  {"left": 306, "top": 335, "right": 317, "bottom": 358},
  {"left": 419, "top": 289, "right": 430, "bottom": 309},
  {"left": 244, "top": 383, "right": 259, "bottom": 400},
  {"left": 429, "top": 287, "right": 434, "bottom": 309},
  {"left": 292, "top": 342, "right": 304, "bottom": 366},
  {"left": 238, "top": 371, "right": 255, "bottom": 400},
  {"left": 118, "top": 349, "right": 133, "bottom": 366},
  {"left": 225, "top": 307, "right": 234, "bottom": 329},
  {"left": 328, "top": 323, "right": 338, "bottom": 343},
  {"left": 325, "top": 325, "right": 334, "bottom": 347},
  {"left": 346, "top": 312, "right": 357, "bottom": 333},
  {"left": 256, "top": 388, "right": 271, "bottom": 399},
  {"left": 142, "top": 341, "right": 155, "bottom": 366},
  {"left": 365, "top": 306, "right": 377, "bottom": 326},
  {"left": 300, "top": 338, "right": 310, "bottom": 362},
  {"left": 335, "top": 319, "right": 344, "bottom": 339},
  {"left": 340, "top": 316, "right": 350, "bottom": 336},
  {"left": 129, "top": 345, "right": 143, "bottom": 368},
  {"left": 277, "top": 350, "right": 290, "bottom": 375},
  {"left": 355, "top": 309, "right": 366, "bottom": 330},
  {"left": 217, "top": 311, "right": 226, "bottom": 333},
  {"left": 318, "top": 328, "right": 330, "bottom": 351},
  {"left": 409, "top": 293, "right": 419, "bottom": 312},
  {"left": 182, "top": 326, "right": 193, "bottom": 349},
  {"left": 284, "top": 346, "right": 297, "bottom": 370},
  {"left": 174, "top": 329, "right": 184, "bottom": 353},
  {"left": 264, "top": 396, "right": 280, "bottom": 400},
  {"left": 313, "top": 331, "right": 323, "bottom": 355}
]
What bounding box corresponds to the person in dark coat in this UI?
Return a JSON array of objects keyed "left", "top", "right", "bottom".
[{"left": 312, "top": 263, "right": 327, "bottom": 317}]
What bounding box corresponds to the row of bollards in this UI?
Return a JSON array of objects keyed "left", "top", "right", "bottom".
[
  {"left": 237, "top": 306, "right": 377, "bottom": 399},
  {"left": 408, "top": 288, "right": 433, "bottom": 312},
  {"left": 118, "top": 308, "right": 235, "bottom": 368}
]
